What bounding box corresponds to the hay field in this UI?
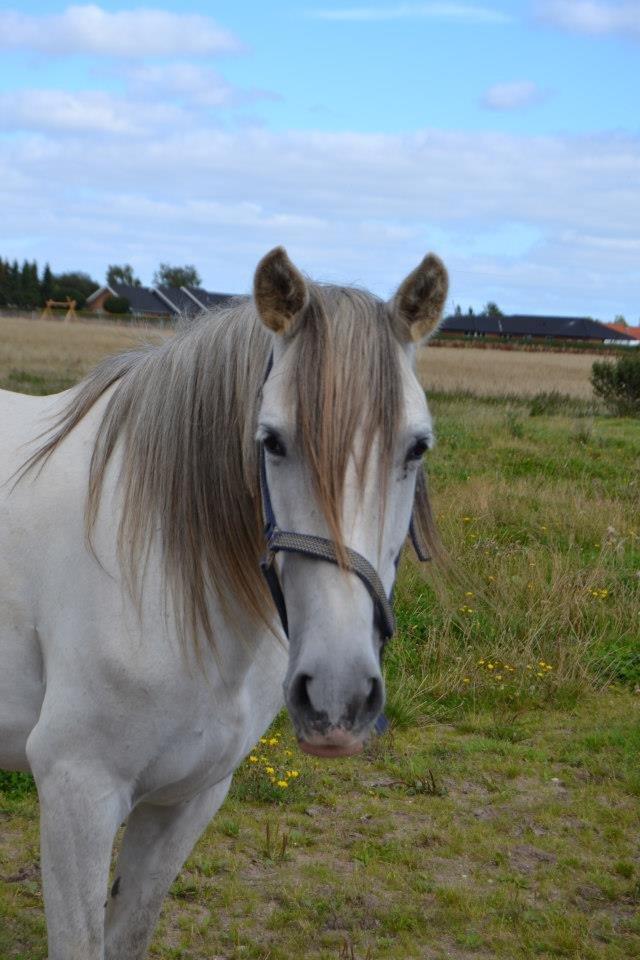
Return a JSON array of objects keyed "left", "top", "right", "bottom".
[
  {"left": 418, "top": 344, "right": 596, "bottom": 398},
  {"left": 0, "top": 314, "right": 598, "bottom": 400},
  {"left": 0, "top": 315, "right": 169, "bottom": 393}
]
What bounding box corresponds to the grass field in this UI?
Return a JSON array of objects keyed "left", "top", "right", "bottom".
[{"left": 1, "top": 317, "right": 639, "bottom": 959}]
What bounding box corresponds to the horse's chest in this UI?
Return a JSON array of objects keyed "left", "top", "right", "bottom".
[{"left": 135, "top": 649, "right": 286, "bottom": 805}]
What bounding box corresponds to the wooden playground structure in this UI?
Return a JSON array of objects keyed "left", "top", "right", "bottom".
[{"left": 40, "top": 298, "right": 78, "bottom": 322}]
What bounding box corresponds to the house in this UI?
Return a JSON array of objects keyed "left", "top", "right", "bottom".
[
  {"left": 440, "top": 313, "right": 636, "bottom": 343},
  {"left": 606, "top": 322, "right": 640, "bottom": 341},
  {"left": 86, "top": 283, "right": 234, "bottom": 319}
]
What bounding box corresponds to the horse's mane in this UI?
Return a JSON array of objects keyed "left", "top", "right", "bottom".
[{"left": 21, "top": 285, "right": 439, "bottom": 649}]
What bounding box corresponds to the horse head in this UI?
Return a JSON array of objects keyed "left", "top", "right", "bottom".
[{"left": 254, "top": 247, "right": 448, "bottom": 757}]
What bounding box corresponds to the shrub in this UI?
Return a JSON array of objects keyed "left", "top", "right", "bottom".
[
  {"left": 104, "top": 295, "right": 131, "bottom": 315},
  {"left": 591, "top": 353, "right": 640, "bottom": 416}
]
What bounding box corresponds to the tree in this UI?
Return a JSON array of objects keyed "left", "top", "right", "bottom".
[
  {"left": 484, "top": 301, "right": 503, "bottom": 318},
  {"left": 103, "top": 295, "right": 131, "bottom": 315},
  {"left": 0, "top": 259, "right": 9, "bottom": 307},
  {"left": 8, "top": 260, "right": 21, "bottom": 307},
  {"left": 153, "top": 263, "right": 201, "bottom": 288},
  {"left": 107, "top": 264, "right": 141, "bottom": 288},
  {"left": 21, "top": 260, "right": 40, "bottom": 308},
  {"left": 467, "top": 306, "right": 475, "bottom": 317},
  {"left": 51, "top": 271, "right": 99, "bottom": 309},
  {"left": 591, "top": 354, "right": 640, "bottom": 417},
  {"left": 613, "top": 314, "right": 627, "bottom": 327},
  {"left": 41, "top": 263, "right": 54, "bottom": 303},
  {"left": 453, "top": 304, "right": 462, "bottom": 317}
]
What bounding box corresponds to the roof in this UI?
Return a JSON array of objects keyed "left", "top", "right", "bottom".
[
  {"left": 154, "top": 285, "right": 201, "bottom": 317},
  {"left": 184, "top": 287, "right": 237, "bottom": 311},
  {"left": 441, "top": 313, "right": 636, "bottom": 342},
  {"left": 87, "top": 282, "right": 235, "bottom": 317},
  {"left": 112, "top": 283, "right": 173, "bottom": 315},
  {"left": 606, "top": 322, "right": 640, "bottom": 341}
]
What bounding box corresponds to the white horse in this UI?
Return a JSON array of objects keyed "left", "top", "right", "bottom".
[{"left": 0, "top": 247, "right": 448, "bottom": 959}]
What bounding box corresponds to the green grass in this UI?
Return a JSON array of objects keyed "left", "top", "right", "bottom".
[
  {"left": 1, "top": 381, "right": 639, "bottom": 959},
  {"left": 0, "top": 368, "right": 75, "bottom": 395},
  {"left": 2, "top": 693, "right": 638, "bottom": 959},
  {"left": 384, "top": 395, "right": 640, "bottom": 728}
]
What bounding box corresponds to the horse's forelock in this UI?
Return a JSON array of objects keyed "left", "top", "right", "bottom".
[{"left": 288, "top": 285, "right": 402, "bottom": 563}]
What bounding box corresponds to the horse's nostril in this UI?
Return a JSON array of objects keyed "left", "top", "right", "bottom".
[
  {"left": 288, "top": 668, "right": 384, "bottom": 731},
  {"left": 290, "top": 673, "right": 313, "bottom": 713}
]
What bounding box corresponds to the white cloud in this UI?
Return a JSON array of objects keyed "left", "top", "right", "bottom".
[
  {"left": 124, "top": 64, "right": 236, "bottom": 108},
  {"left": 0, "top": 4, "right": 241, "bottom": 58},
  {"left": 123, "top": 63, "right": 276, "bottom": 109},
  {"left": 0, "top": 89, "right": 186, "bottom": 135},
  {"left": 536, "top": 1, "right": 640, "bottom": 39},
  {"left": 481, "top": 81, "right": 547, "bottom": 110},
  {"left": 308, "top": 3, "right": 511, "bottom": 23},
  {"left": 1, "top": 123, "right": 638, "bottom": 316}
]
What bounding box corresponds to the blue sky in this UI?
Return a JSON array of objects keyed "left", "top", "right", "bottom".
[{"left": 0, "top": 1, "right": 639, "bottom": 318}]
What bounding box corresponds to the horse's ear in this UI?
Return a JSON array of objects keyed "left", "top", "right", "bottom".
[
  {"left": 254, "top": 247, "right": 309, "bottom": 335},
  {"left": 389, "top": 253, "right": 449, "bottom": 344}
]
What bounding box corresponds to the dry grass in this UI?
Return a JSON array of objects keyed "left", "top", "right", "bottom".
[
  {"left": 1, "top": 315, "right": 600, "bottom": 402},
  {"left": 0, "top": 315, "right": 169, "bottom": 390},
  {"left": 418, "top": 345, "right": 596, "bottom": 398}
]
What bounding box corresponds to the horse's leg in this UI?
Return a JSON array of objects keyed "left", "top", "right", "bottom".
[
  {"left": 104, "top": 776, "right": 232, "bottom": 960},
  {"left": 27, "top": 736, "right": 129, "bottom": 960}
]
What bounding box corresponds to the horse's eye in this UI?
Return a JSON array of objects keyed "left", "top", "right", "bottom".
[
  {"left": 406, "top": 438, "right": 429, "bottom": 462},
  {"left": 263, "top": 433, "right": 286, "bottom": 457}
]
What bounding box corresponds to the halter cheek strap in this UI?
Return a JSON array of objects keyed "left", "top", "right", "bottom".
[{"left": 258, "top": 353, "right": 431, "bottom": 643}]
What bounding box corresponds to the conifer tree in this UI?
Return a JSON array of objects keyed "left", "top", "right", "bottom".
[{"left": 41, "top": 263, "right": 54, "bottom": 303}]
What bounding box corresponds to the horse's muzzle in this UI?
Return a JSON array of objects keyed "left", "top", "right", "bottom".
[{"left": 298, "top": 728, "right": 365, "bottom": 758}]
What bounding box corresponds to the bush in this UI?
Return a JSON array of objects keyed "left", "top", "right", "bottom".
[
  {"left": 591, "top": 353, "right": 640, "bottom": 416},
  {"left": 104, "top": 295, "right": 130, "bottom": 315}
]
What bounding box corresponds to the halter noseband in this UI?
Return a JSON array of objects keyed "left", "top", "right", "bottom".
[{"left": 258, "top": 355, "right": 430, "bottom": 644}]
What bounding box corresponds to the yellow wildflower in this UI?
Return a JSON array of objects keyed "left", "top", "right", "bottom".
[
  {"left": 266, "top": 766, "right": 275, "bottom": 775},
  {"left": 249, "top": 755, "right": 258, "bottom": 763},
  {"left": 277, "top": 780, "right": 288, "bottom": 789}
]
